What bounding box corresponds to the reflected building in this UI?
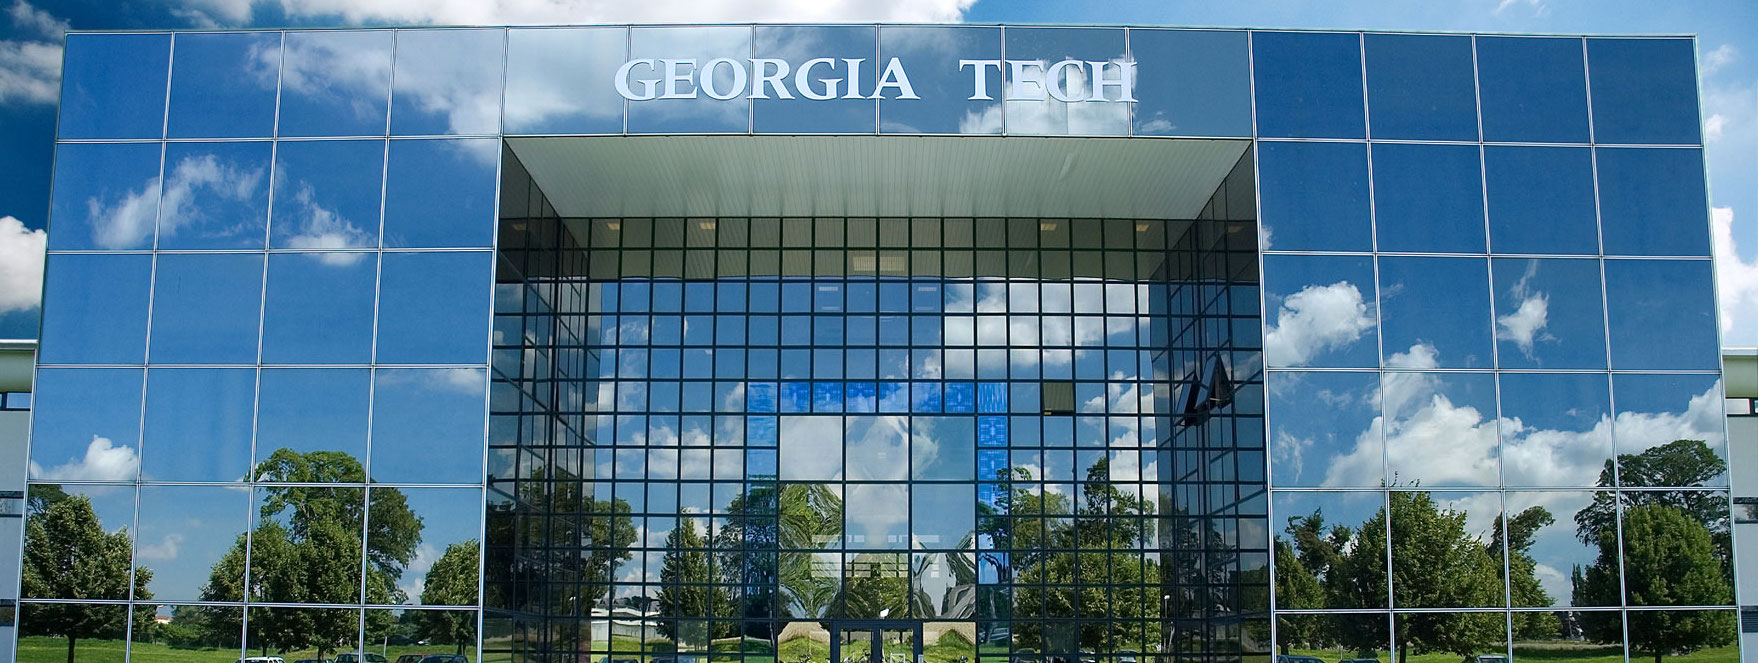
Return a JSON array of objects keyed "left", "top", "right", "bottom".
[{"left": 7, "top": 24, "right": 1743, "bottom": 663}]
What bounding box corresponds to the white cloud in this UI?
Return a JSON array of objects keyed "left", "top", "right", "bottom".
[
  {"left": 1712, "top": 207, "right": 1758, "bottom": 340},
  {"left": 0, "top": 1, "right": 64, "bottom": 105},
  {"left": 1705, "top": 113, "right": 1726, "bottom": 143},
  {"left": 1264, "top": 281, "right": 1377, "bottom": 367},
  {"left": 8, "top": 0, "right": 66, "bottom": 38},
  {"left": 136, "top": 533, "right": 185, "bottom": 562},
  {"left": 1492, "top": 0, "right": 1548, "bottom": 18},
  {"left": 179, "top": 0, "right": 972, "bottom": 27},
  {"left": 398, "top": 542, "right": 440, "bottom": 600},
  {"left": 1701, "top": 44, "right": 1736, "bottom": 76},
  {"left": 158, "top": 153, "right": 267, "bottom": 241},
  {"left": 0, "top": 216, "right": 45, "bottom": 313},
  {"left": 84, "top": 175, "right": 161, "bottom": 250},
  {"left": 1495, "top": 261, "right": 1554, "bottom": 359},
  {"left": 29, "top": 435, "right": 141, "bottom": 481}
]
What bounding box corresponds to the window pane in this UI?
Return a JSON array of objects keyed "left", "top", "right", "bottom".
[
  {"left": 628, "top": 26, "right": 752, "bottom": 134},
  {"left": 270, "top": 139, "right": 383, "bottom": 250},
  {"left": 1611, "top": 374, "right": 1727, "bottom": 488},
  {"left": 912, "top": 416, "right": 975, "bottom": 481},
  {"left": 166, "top": 32, "right": 279, "bottom": 138},
  {"left": 1491, "top": 257, "right": 1606, "bottom": 369},
  {"left": 779, "top": 416, "right": 842, "bottom": 481},
  {"left": 1001, "top": 27, "right": 1129, "bottom": 136},
  {"left": 1619, "top": 496, "right": 1733, "bottom": 607},
  {"left": 136, "top": 485, "right": 249, "bottom": 602},
  {"left": 504, "top": 27, "right": 625, "bottom": 135},
  {"left": 1372, "top": 143, "right": 1485, "bottom": 253},
  {"left": 371, "top": 368, "right": 486, "bottom": 484},
  {"left": 1364, "top": 33, "right": 1477, "bottom": 141},
  {"left": 148, "top": 253, "right": 264, "bottom": 364},
  {"left": 845, "top": 415, "right": 909, "bottom": 481},
  {"left": 157, "top": 141, "right": 272, "bottom": 249},
  {"left": 21, "top": 486, "right": 139, "bottom": 600},
  {"left": 376, "top": 251, "right": 493, "bottom": 364},
  {"left": 1251, "top": 31, "right": 1365, "bottom": 139},
  {"left": 846, "top": 484, "right": 907, "bottom": 549},
  {"left": 1588, "top": 38, "right": 1700, "bottom": 145},
  {"left": 47, "top": 142, "right": 161, "bottom": 251},
  {"left": 1267, "top": 371, "right": 1381, "bottom": 488},
  {"left": 1485, "top": 146, "right": 1597, "bottom": 255},
  {"left": 1256, "top": 141, "right": 1370, "bottom": 251},
  {"left": 390, "top": 28, "right": 505, "bottom": 135},
  {"left": 1261, "top": 254, "right": 1379, "bottom": 368},
  {"left": 1379, "top": 256, "right": 1491, "bottom": 369},
  {"left": 1476, "top": 36, "right": 1590, "bottom": 143},
  {"left": 877, "top": 25, "right": 1002, "bottom": 135},
  {"left": 1272, "top": 490, "right": 1385, "bottom": 608},
  {"left": 28, "top": 368, "right": 142, "bottom": 481},
  {"left": 1596, "top": 147, "right": 1710, "bottom": 256},
  {"left": 376, "top": 486, "right": 483, "bottom": 605},
  {"left": 256, "top": 368, "right": 370, "bottom": 475},
  {"left": 58, "top": 33, "right": 170, "bottom": 140},
  {"left": 1499, "top": 373, "right": 1611, "bottom": 488},
  {"left": 262, "top": 252, "right": 377, "bottom": 364},
  {"left": 383, "top": 138, "right": 498, "bottom": 248},
  {"left": 1391, "top": 491, "right": 1503, "bottom": 607},
  {"left": 1504, "top": 491, "right": 1610, "bottom": 607},
  {"left": 278, "top": 29, "right": 392, "bottom": 137},
  {"left": 1383, "top": 372, "right": 1499, "bottom": 487},
  {"left": 753, "top": 25, "right": 876, "bottom": 134},
  {"left": 142, "top": 367, "right": 255, "bottom": 482},
  {"left": 39, "top": 254, "right": 151, "bottom": 364},
  {"left": 911, "top": 483, "right": 974, "bottom": 548},
  {"left": 1603, "top": 259, "right": 1717, "bottom": 370},
  {"left": 1130, "top": 29, "right": 1252, "bottom": 137}
]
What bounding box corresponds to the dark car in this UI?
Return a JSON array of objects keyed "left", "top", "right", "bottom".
[
  {"left": 396, "top": 655, "right": 430, "bottom": 663},
  {"left": 337, "top": 654, "right": 389, "bottom": 663},
  {"left": 418, "top": 656, "right": 468, "bottom": 663},
  {"left": 1277, "top": 657, "right": 1324, "bottom": 663}
]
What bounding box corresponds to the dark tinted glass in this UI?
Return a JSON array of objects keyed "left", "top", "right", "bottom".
[
  {"left": 1252, "top": 31, "right": 1365, "bottom": 139},
  {"left": 1372, "top": 143, "right": 1485, "bottom": 253},
  {"left": 1364, "top": 33, "right": 1477, "bottom": 141},
  {"left": 1484, "top": 146, "right": 1598, "bottom": 255},
  {"left": 1588, "top": 38, "right": 1701, "bottom": 145},
  {"left": 1476, "top": 36, "right": 1590, "bottom": 143},
  {"left": 39, "top": 254, "right": 152, "bottom": 364},
  {"left": 1596, "top": 148, "right": 1711, "bottom": 256},
  {"left": 166, "top": 32, "right": 280, "bottom": 139},
  {"left": 47, "top": 142, "right": 162, "bottom": 251},
  {"left": 58, "top": 33, "right": 171, "bottom": 139},
  {"left": 1256, "top": 141, "right": 1370, "bottom": 251},
  {"left": 1602, "top": 259, "right": 1717, "bottom": 370},
  {"left": 1130, "top": 29, "right": 1252, "bottom": 137}
]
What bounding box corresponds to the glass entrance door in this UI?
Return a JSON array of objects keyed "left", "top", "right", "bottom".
[{"left": 833, "top": 623, "right": 919, "bottom": 663}]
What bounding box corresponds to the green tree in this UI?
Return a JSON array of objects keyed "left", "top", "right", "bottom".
[
  {"left": 1272, "top": 538, "right": 1324, "bottom": 654},
  {"left": 1387, "top": 491, "right": 1503, "bottom": 662},
  {"left": 1579, "top": 505, "right": 1734, "bottom": 663},
  {"left": 20, "top": 494, "right": 155, "bottom": 663},
  {"left": 1575, "top": 440, "right": 1729, "bottom": 555},
  {"left": 419, "top": 540, "right": 482, "bottom": 654},
  {"left": 656, "top": 518, "right": 726, "bottom": 645},
  {"left": 1494, "top": 506, "right": 1560, "bottom": 638}
]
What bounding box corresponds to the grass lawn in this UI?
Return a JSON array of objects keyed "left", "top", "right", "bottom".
[
  {"left": 16, "top": 637, "right": 479, "bottom": 663},
  {"left": 1283, "top": 644, "right": 1742, "bottom": 663}
]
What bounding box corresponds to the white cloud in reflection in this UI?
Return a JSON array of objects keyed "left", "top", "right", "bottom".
[
  {"left": 0, "top": 215, "right": 45, "bottom": 313},
  {"left": 278, "top": 182, "right": 374, "bottom": 263},
  {"left": 1264, "top": 281, "right": 1377, "bottom": 367},
  {"left": 85, "top": 175, "right": 160, "bottom": 250},
  {"left": 136, "top": 532, "right": 184, "bottom": 562},
  {"left": 30, "top": 435, "right": 140, "bottom": 481},
  {"left": 179, "top": 0, "right": 973, "bottom": 25},
  {"left": 1495, "top": 260, "right": 1554, "bottom": 359},
  {"left": 398, "top": 541, "right": 440, "bottom": 601},
  {"left": 157, "top": 153, "right": 267, "bottom": 241},
  {"left": 275, "top": 31, "right": 392, "bottom": 123}
]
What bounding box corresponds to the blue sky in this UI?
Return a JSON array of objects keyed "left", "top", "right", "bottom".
[{"left": 0, "top": 0, "right": 1752, "bottom": 344}]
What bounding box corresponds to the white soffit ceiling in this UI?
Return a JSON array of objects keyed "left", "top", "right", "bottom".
[{"left": 507, "top": 135, "right": 1249, "bottom": 219}]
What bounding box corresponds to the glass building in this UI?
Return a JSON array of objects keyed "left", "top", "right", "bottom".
[{"left": 9, "top": 24, "right": 1745, "bottom": 663}]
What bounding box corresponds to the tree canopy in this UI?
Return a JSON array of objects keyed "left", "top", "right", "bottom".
[{"left": 20, "top": 494, "right": 154, "bottom": 663}]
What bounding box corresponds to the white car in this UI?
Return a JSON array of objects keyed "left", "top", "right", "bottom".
[{"left": 239, "top": 658, "right": 286, "bottom": 663}]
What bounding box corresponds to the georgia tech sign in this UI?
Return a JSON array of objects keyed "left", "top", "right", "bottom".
[{"left": 614, "top": 57, "right": 1137, "bottom": 102}]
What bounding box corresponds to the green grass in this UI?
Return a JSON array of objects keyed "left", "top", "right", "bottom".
[
  {"left": 16, "top": 637, "right": 478, "bottom": 663},
  {"left": 1283, "top": 644, "right": 1742, "bottom": 663}
]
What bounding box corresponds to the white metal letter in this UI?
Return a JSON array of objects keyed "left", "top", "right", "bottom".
[
  {"left": 615, "top": 59, "right": 659, "bottom": 101},
  {"left": 873, "top": 57, "right": 919, "bottom": 100},
  {"left": 1007, "top": 60, "right": 1047, "bottom": 101},
  {"left": 1088, "top": 60, "right": 1136, "bottom": 102},
  {"left": 1045, "top": 59, "right": 1086, "bottom": 102},
  {"left": 795, "top": 57, "right": 841, "bottom": 100},
  {"left": 959, "top": 59, "right": 1001, "bottom": 100},
  {"left": 842, "top": 58, "right": 865, "bottom": 99},
  {"left": 751, "top": 58, "right": 793, "bottom": 99},
  {"left": 699, "top": 58, "right": 749, "bottom": 100},
  {"left": 660, "top": 59, "right": 698, "bottom": 99}
]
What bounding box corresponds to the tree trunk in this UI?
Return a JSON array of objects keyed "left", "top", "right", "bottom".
[
  {"left": 1654, "top": 654, "right": 1662, "bottom": 663},
  {"left": 65, "top": 636, "right": 76, "bottom": 663},
  {"left": 457, "top": 642, "right": 466, "bottom": 655},
  {"left": 1397, "top": 646, "right": 1407, "bottom": 663}
]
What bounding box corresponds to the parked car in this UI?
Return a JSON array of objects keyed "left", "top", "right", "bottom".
[
  {"left": 293, "top": 658, "right": 334, "bottom": 663},
  {"left": 396, "top": 655, "right": 431, "bottom": 663},
  {"left": 1340, "top": 658, "right": 1381, "bottom": 663},
  {"left": 337, "top": 653, "right": 390, "bottom": 663},
  {"left": 417, "top": 656, "right": 468, "bottom": 663},
  {"left": 238, "top": 658, "right": 285, "bottom": 663},
  {"left": 596, "top": 658, "right": 639, "bottom": 663},
  {"left": 1461, "top": 657, "right": 1507, "bottom": 663},
  {"left": 1276, "top": 656, "right": 1324, "bottom": 663}
]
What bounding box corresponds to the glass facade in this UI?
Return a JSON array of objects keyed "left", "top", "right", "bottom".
[{"left": 14, "top": 24, "right": 1734, "bottom": 663}]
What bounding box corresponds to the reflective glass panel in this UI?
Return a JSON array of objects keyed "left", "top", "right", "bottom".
[
  {"left": 1271, "top": 490, "right": 1386, "bottom": 608},
  {"left": 142, "top": 367, "right": 255, "bottom": 482},
  {"left": 911, "top": 483, "right": 974, "bottom": 549},
  {"left": 21, "top": 485, "right": 138, "bottom": 600},
  {"left": 845, "top": 415, "right": 909, "bottom": 481},
  {"left": 262, "top": 252, "right": 377, "bottom": 364},
  {"left": 754, "top": 25, "right": 876, "bottom": 134},
  {"left": 1491, "top": 257, "right": 1606, "bottom": 369},
  {"left": 256, "top": 368, "right": 370, "bottom": 475},
  {"left": 371, "top": 368, "right": 487, "bottom": 484},
  {"left": 1623, "top": 610, "right": 1736, "bottom": 656},
  {"left": 1251, "top": 31, "right": 1365, "bottom": 139},
  {"left": 148, "top": 253, "right": 264, "bottom": 364},
  {"left": 248, "top": 485, "right": 365, "bottom": 603},
  {"left": 39, "top": 253, "right": 151, "bottom": 364},
  {"left": 1498, "top": 373, "right": 1611, "bottom": 488},
  {"left": 1000, "top": 27, "right": 1129, "bottom": 136},
  {"left": 270, "top": 139, "right": 383, "bottom": 250},
  {"left": 1378, "top": 256, "right": 1491, "bottom": 369},
  {"left": 1391, "top": 491, "right": 1504, "bottom": 607},
  {"left": 627, "top": 26, "right": 753, "bottom": 134},
  {"left": 846, "top": 483, "right": 907, "bottom": 549},
  {"left": 277, "top": 29, "right": 393, "bottom": 137},
  {"left": 1503, "top": 491, "right": 1610, "bottom": 607},
  {"left": 1476, "top": 36, "right": 1590, "bottom": 143},
  {"left": 390, "top": 28, "right": 505, "bottom": 136},
  {"left": 135, "top": 485, "right": 249, "bottom": 602},
  {"left": 130, "top": 605, "right": 244, "bottom": 661},
  {"left": 1364, "top": 33, "right": 1477, "bottom": 141},
  {"left": 28, "top": 368, "right": 142, "bottom": 481},
  {"left": 912, "top": 416, "right": 975, "bottom": 480},
  {"left": 58, "top": 33, "right": 170, "bottom": 140},
  {"left": 1267, "top": 371, "right": 1381, "bottom": 488},
  {"left": 1611, "top": 373, "right": 1726, "bottom": 488},
  {"left": 1262, "top": 254, "right": 1378, "bottom": 368},
  {"left": 1256, "top": 141, "right": 1371, "bottom": 251},
  {"left": 1596, "top": 147, "right": 1711, "bottom": 256},
  {"left": 504, "top": 27, "right": 626, "bottom": 135},
  {"left": 157, "top": 141, "right": 272, "bottom": 249},
  {"left": 376, "top": 486, "right": 483, "bottom": 605},
  {"left": 1372, "top": 143, "right": 1486, "bottom": 253},
  {"left": 1602, "top": 259, "right": 1718, "bottom": 370},
  {"left": 383, "top": 138, "right": 498, "bottom": 248},
  {"left": 1393, "top": 611, "right": 1506, "bottom": 649},
  {"left": 779, "top": 416, "right": 842, "bottom": 480},
  {"left": 1130, "top": 29, "right": 1251, "bottom": 137},
  {"left": 1587, "top": 38, "right": 1701, "bottom": 145},
  {"left": 245, "top": 606, "right": 361, "bottom": 652},
  {"left": 47, "top": 142, "right": 161, "bottom": 251},
  {"left": 877, "top": 25, "right": 1002, "bottom": 134},
  {"left": 1619, "top": 494, "right": 1733, "bottom": 607},
  {"left": 376, "top": 251, "right": 493, "bottom": 364},
  {"left": 1484, "top": 146, "right": 1598, "bottom": 255},
  {"left": 1383, "top": 371, "right": 1498, "bottom": 487},
  {"left": 166, "top": 32, "right": 279, "bottom": 139}
]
